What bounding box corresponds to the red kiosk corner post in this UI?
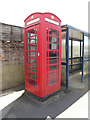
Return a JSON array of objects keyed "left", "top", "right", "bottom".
[{"left": 24, "top": 12, "right": 61, "bottom": 100}]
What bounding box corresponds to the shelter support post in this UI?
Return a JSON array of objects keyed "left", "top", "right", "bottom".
[
  {"left": 81, "top": 33, "right": 84, "bottom": 81},
  {"left": 66, "top": 27, "right": 69, "bottom": 90}
]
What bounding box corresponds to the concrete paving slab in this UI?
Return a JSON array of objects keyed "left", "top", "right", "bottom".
[{"left": 69, "top": 71, "right": 88, "bottom": 91}]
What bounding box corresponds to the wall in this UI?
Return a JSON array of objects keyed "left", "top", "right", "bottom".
[{"left": 0, "top": 23, "right": 24, "bottom": 91}]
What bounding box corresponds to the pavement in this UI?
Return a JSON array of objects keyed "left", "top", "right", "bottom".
[
  {"left": 0, "top": 71, "right": 89, "bottom": 119},
  {"left": 1, "top": 88, "right": 87, "bottom": 119}
]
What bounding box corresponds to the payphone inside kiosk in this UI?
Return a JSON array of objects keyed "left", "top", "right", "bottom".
[{"left": 24, "top": 12, "right": 61, "bottom": 99}]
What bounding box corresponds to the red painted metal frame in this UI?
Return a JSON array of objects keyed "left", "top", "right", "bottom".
[{"left": 24, "top": 12, "right": 61, "bottom": 98}]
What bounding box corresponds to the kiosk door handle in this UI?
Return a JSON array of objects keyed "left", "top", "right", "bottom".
[{"left": 38, "top": 53, "right": 40, "bottom": 56}]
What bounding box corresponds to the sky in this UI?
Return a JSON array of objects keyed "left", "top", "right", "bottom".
[{"left": 0, "top": 0, "right": 89, "bottom": 32}]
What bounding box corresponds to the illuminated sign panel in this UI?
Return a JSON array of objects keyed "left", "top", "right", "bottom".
[
  {"left": 27, "top": 18, "right": 40, "bottom": 25},
  {"left": 45, "top": 17, "right": 59, "bottom": 26}
]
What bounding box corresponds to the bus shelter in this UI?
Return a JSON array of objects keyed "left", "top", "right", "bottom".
[{"left": 61, "top": 24, "right": 90, "bottom": 90}]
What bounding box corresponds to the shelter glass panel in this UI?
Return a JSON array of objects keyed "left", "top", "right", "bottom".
[
  {"left": 73, "top": 41, "right": 80, "bottom": 57},
  {"left": 84, "top": 36, "right": 88, "bottom": 60},
  {"left": 61, "top": 65, "right": 66, "bottom": 84},
  {"left": 61, "top": 31, "right": 66, "bottom": 62},
  {"left": 69, "top": 28, "right": 83, "bottom": 40}
]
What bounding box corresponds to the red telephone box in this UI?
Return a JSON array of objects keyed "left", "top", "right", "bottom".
[{"left": 24, "top": 12, "right": 61, "bottom": 99}]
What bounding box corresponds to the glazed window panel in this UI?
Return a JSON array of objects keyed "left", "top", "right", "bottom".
[
  {"left": 49, "top": 36, "right": 57, "bottom": 43},
  {"left": 47, "top": 36, "right": 48, "bottom": 42},
  {"left": 28, "top": 37, "right": 35, "bottom": 43},
  {"left": 49, "top": 51, "right": 57, "bottom": 57},
  {"left": 28, "top": 65, "right": 35, "bottom": 72},
  {"left": 30, "top": 73, "right": 35, "bottom": 79},
  {"left": 30, "top": 39, "right": 35, "bottom": 44},
  {"left": 28, "top": 38, "right": 30, "bottom": 43},
  {"left": 28, "top": 59, "right": 35, "bottom": 65},
  {"left": 48, "top": 71, "right": 57, "bottom": 79},
  {"left": 49, "top": 65, "right": 57, "bottom": 71},
  {"left": 49, "top": 78, "right": 57, "bottom": 85},
  {"left": 28, "top": 45, "right": 35, "bottom": 50},
  {"left": 28, "top": 29, "right": 35, "bottom": 36},
  {"left": 31, "top": 59, "right": 35, "bottom": 65},
  {"left": 49, "top": 29, "right": 57, "bottom": 36},
  {"left": 28, "top": 52, "right": 35, "bottom": 57},
  {"left": 49, "top": 43, "right": 57, "bottom": 50},
  {"left": 28, "top": 79, "right": 35, "bottom": 86},
  {"left": 28, "top": 72, "right": 35, "bottom": 79},
  {"left": 49, "top": 58, "right": 57, "bottom": 64},
  {"left": 58, "top": 31, "right": 59, "bottom": 36}
]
